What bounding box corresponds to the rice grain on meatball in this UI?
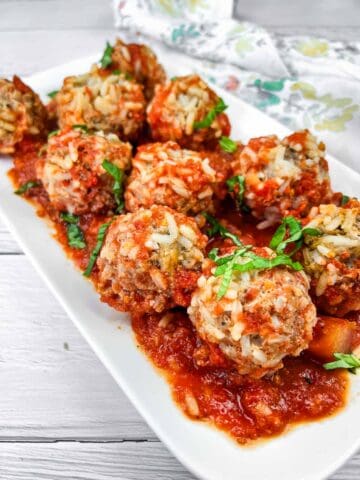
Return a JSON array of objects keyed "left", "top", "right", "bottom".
[
  {"left": 230, "top": 130, "right": 332, "bottom": 228},
  {"left": 111, "top": 38, "right": 166, "bottom": 100},
  {"left": 188, "top": 247, "right": 317, "bottom": 378},
  {"left": 56, "top": 65, "right": 146, "bottom": 141},
  {"left": 0, "top": 76, "right": 48, "bottom": 153},
  {"left": 96, "top": 205, "right": 207, "bottom": 314},
  {"left": 302, "top": 203, "right": 360, "bottom": 316},
  {"left": 147, "top": 75, "right": 230, "bottom": 149},
  {"left": 37, "top": 127, "right": 132, "bottom": 215},
  {"left": 125, "top": 141, "right": 223, "bottom": 216}
]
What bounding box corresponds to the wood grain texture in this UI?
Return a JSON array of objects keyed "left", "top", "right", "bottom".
[
  {"left": 0, "top": 255, "right": 154, "bottom": 440},
  {"left": 0, "top": 442, "right": 194, "bottom": 480},
  {"left": 0, "top": 0, "right": 359, "bottom": 478}
]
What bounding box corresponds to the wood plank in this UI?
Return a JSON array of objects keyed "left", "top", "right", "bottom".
[
  {"left": 234, "top": 0, "right": 360, "bottom": 27},
  {"left": 0, "top": 0, "right": 114, "bottom": 30},
  {"left": 0, "top": 30, "right": 117, "bottom": 77},
  {"left": 1, "top": 0, "right": 359, "bottom": 30},
  {"left": 0, "top": 255, "right": 154, "bottom": 440},
  {"left": 0, "top": 441, "right": 195, "bottom": 480},
  {"left": 0, "top": 441, "right": 359, "bottom": 480}
]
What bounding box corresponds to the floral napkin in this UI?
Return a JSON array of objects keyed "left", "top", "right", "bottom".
[{"left": 114, "top": 0, "right": 360, "bottom": 172}]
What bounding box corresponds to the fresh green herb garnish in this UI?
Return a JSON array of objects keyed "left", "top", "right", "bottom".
[
  {"left": 14, "top": 180, "right": 40, "bottom": 195},
  {"left": 102, "top": 159, "right": 125, "bottom": 213},
  {"left": 60, "top": 212, "right": 86, "bottom": 249},
  {"left": 48, "top": 129, "right": 59, "bottom": 138},
  {"left": 83, "top": 222, "right": 111, "bottom": 277},
  {"left": 72, "top": 124, "right": 89, "bottom": 133},
  {"left": 270, "top": 216, "right": 321, "bottom": 256},
  {"left": 341, "top": 194, "right": 350, "bottom": 206},
  {"left": 47, "top": 90, "right": 59, "bottom": 99},
  {"left": 66, "top": 224, "right": 86, "bottom": 249},
  {"left": 324, "top": 353, "right": 360, "bottom": 374},
  {"left": 209, "top": 246, "right": 303, "bottom": 299},
  {"left": 194, "top": 98, "right": 228, "bottom": 130},
  {"left": 60, "top": 212, "right": 79, "bottom": 224},
  {"left": 170, "top": 76, "right": 178, "bottom": 81},
  {"left": 226, "top": 175, "right": 246, "bottom": 209},
  {"left": 100, "top": 41, "right": 113, "bottom": 69},
  {"left": 203, "top": 213, "right": 243, "bottom": 247},
  {"left": 112, "top": 69, "right": 121, "bottom": 75},
  {"left": 219, "top": 136, "right": 238, "bottom": 153}
]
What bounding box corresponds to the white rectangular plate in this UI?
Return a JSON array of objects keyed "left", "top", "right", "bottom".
[{"left": 1, "top": 52, "right": 360, "bottom": 480}]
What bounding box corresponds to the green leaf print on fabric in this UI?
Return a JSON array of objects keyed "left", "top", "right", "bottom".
[
  {"left": 253, "top": 78, "right": 285, "bottom": 110},
  {"left": 172, "top": 24, "right": 201, "bottom": 43},
  {"left": 291, "top": 82, "right": 359, "bottom": 132}
]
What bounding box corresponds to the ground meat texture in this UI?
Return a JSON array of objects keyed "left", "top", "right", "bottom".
[
  {"left": 0, "top": 76, "right": 48, "bottom": 154},
  {"left": 110, "top": 38, "right": 166, "bottom": 100},
  {"left": 147, "top": 75, "right": 231, "bottom": 149},
  {"left": 36, "top": 127, "right": 132, "bottom": 215},
  {"left": 230, "top": 130, "right": 332, "bottom": 228},
  {"left": 125, "top": 141, "right": 224, "bottom": 216},
  {"left": 302, "top": 203, "right": 360, "bottom": 316},
  {"left": 188, "top": 247, "right": 317, "bottom": 378},
  {"left": 96, "top": 205, "right": 207, "bottom": 314},
  {"left": 55, "top": 65, "right": 146, "bottom": 141}
]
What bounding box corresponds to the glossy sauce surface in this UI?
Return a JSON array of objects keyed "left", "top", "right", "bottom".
[{"left": 9, "top": 138, "right": 349, "bottom": 444}]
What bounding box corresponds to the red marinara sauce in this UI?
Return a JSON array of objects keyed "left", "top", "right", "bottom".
[{"left": 9, "top": 137, "right": 349, "bottom": 445}]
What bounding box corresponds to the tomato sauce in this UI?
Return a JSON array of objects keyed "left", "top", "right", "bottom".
[{"left": 8, "top": 137, "right": 349, "bottom": 445}]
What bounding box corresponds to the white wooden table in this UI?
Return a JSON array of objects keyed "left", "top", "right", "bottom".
[{"left": 0, "top": 1, "right": 359, "bottom": 478}]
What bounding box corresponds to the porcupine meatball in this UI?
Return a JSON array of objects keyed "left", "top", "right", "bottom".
[
  {"left": 147, "top": 75, "right": 231, "bottom": 149},
  {"left": 230, "top": 130, "right": 332, "bottom": 228},
  {"left": 0, "top": 76, "right": 48, "bottom": 154},
  {"left": 125, "top": 141, "right": 225, "bottom": 216},
  {"left": 302, "top": 203, "right": 360, "bottom": 316},
  {"left": 188, "top": 247, "right": 317, "bottom": 378},
  {"left": 110, "top": 38, "right": 166, "bottom": 100},
  {"left": 96, "top": 205, "right": 207, "bottom": 314},
  {"left": 36, "top": 126, "right": 131, "bottom": 215},
  {"left": 55, "top": 65, "right": 146, "bottom": 141}
]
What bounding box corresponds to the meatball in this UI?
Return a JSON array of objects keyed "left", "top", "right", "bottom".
[
  {"left": 125, "top": 141, "right": 226, "bottom": 216},
  {"left": 96, "top": 205, "right": 207, "bottom": 314},
  {"left": 0, "top": 76, "right": 48, "bottom": 154},
  {"left": 147, "top": 74, "right": 231, "bottom": 149},
  {"left": 188, "top": 247, "right": 317, "bottom": 378},
  {"left": 302, "top": 203, "right": 360, "bottom": 316},
  {"left": 230, "top": 130, "right": 332, "bottom": 228},
  {"left": 56, "top": 65, "right": 146, "bottom": 141},
  {"left": 37, "top": 127, "right": 132, "bottom": 215},
  {"left": 110, "top": 38, "right": 166, "bottom": 100}
]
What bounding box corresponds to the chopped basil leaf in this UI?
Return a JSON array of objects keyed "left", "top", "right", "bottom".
[
  {"left": 210, "top": 244, "right": 302, "bottom": 299},
  {"left": 47, "top": 90, "right": 59, "bottom": 99},
  {"left": 66, "top": 224, "right": 86, "bottom": 249},
  {"left": 60, "top": 212, "right": 86, "bottom": 249},
  {"left": 193, "top": 98, "right": 228, "bottom": 130},
  {"left": 102, "top": 159, "right": 125, "bottom": 213},
  {"left": 324, "top": 353, "right": 360, "bottom": 373},
  {"left": 125, "top": 72, "right": 133, "bottom": 80},
  {"left": 270, "top": 216, "right": 321, "bottom": 255},
  {"left": 100, "top": 41, "right": 113, "bottom": 69},
  {"left": 14, "top": 180, "right": 40, "bottom": 195},
  {"left": 48, "top": 129, "right": 59, "bottom": 138},
  {"left": 72, "top": 124, "right": 89, "bottom": 133},
  {"left": 227, "top": 175, "right": 246, "bottom": 209},
  {"left": 170, "top": 76, "right": 178, "bottom": 81},
  {"left": 203, "top": 213, "right": 243, "bottom": 247},
  {"left": 219, "top": 136, "right": 237, "bottom": 153},
  {"left": 60, "top": 212, "right": 79, "bottom": 224},
  {"left": 341, "top": 194, "right": 350, "bottom": 206},
  {"left": 83, "top": 222, "right": 111, "bottom": 277},
  {"left": 112, "top": 69, "right": 121, "bottom": 75}
]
